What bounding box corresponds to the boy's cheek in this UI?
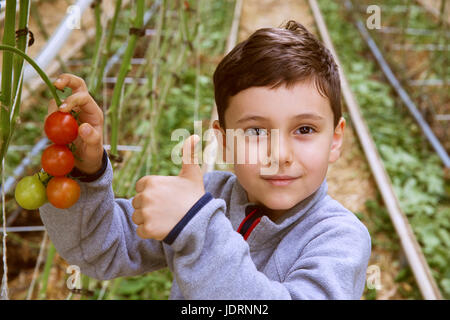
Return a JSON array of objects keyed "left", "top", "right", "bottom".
[
  {"left": 296, "top": 148, "right": 329, "bottom": 180},
  {"left": 294, "top": 141, "right": 329, "bottom": 165},
  {"left": 232, "top": 139, "right": 271, "bottom": 165},
  {"left": 234, "top": 163, "right": 261, "bottom": 191}
]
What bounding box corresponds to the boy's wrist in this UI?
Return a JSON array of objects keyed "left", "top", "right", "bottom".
[
  {"left": 69, "top": 148, "right": 108, "bottom": 182},
  {"left": 163, "top": 192, "right": 214, "bottom": 245}
]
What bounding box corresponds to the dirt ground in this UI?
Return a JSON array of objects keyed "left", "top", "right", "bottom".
[{"left": 238, "top": 0, "right": 412, "bottom": 299}]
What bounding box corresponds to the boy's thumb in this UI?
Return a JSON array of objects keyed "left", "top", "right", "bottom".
[
  {"left": 179, "top": 134, "right": 202, "bottom": 180},
  {"left": 79, "top": 123, "right": 99, "bottom": 145}
]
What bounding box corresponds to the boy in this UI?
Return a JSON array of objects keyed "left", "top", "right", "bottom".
[{"left": 39, "top": 20, "right": 371, "bottom": 299}]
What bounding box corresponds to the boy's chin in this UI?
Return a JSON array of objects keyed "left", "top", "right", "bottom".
[{"left": 259, "top": 196, "right": 302, "bottom": 212}]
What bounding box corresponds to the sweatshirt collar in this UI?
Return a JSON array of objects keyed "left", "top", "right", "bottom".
[{"left": 228, "top": 177, "right": 329, "bottom": 249}]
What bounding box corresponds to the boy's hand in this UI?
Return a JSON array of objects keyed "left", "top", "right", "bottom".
[
  {"left": 46, "top": 73, "right": 104, "bottom": 175},
  {"left": 132, "top": 135, "right": 204, "bottom": 241}
]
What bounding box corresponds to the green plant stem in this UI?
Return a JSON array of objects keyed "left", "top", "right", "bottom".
[
  {"left": 179, "top": 1, "right": 191, "bottom": 46},
  {"left": 122, "top": 0, "right": 168, "bottom": 102},
  {"left": 106, "top": 277, "right": 123, "bottom": 300},
  {"left": 0, "top": 0, "right": 30, "bottom": 180},
  {"left": 1, "top": 0, "right": 17, "bottom": 106},
  {"left": 114, "top": 0, "right": 167, "bottom": 195},
  {"left": 123, "top": 43, "right": 188, "bottom": 197},
  {"left": 437, "top": 0, "right": 447, "bottom": 105},
  {"left": 80, "top": 274, "right": 90, "bottom": 300},
  {"left": 87, "top": 1, "right": 104, "bottom": 93},
  {"left": 0, "top": 0, "right": 17, "bottom": 178},
  {"left": 92, "top": 0, "right": 123, "bottom": 97},
  {"left": 400, "top": 0, "right": 411, "bottom": 74},
  {"left": 109, "top": 0, "right": 145, "bottom": 159},
  {"left": 8, "top": 0, "right": 30, "bottom": 156},
  {"left": 13, "top": 0, "right": 30, "bottom": 94},
  {"left": 38, "top": 242, "right": 56, "bottom": 299}
]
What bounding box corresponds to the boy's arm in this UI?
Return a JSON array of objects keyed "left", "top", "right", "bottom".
[
  {"left": 165, "top": 196, "right": 371, "bottom": 299},
  {"left": 39, "top": 149, "right": 167, "bottom": 280}
]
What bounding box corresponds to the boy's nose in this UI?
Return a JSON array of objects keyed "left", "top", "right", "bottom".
[{"left": 270, "top": 133, "right": 293, "bottom": 167}]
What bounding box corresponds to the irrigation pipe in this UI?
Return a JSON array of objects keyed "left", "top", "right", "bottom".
[
  {"left": 309, "top": 0, "right": 443, "bottom": 300},
  {"left": 344, "top": 1, "right": 449, "bottom": 168},
  {"left": 378, "top": 26, "right": 450, "bottom": 37},
  {"left": 0, "top": 226, "right": 46, "bottom": 233}
]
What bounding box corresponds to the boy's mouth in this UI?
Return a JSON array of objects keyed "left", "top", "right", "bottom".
[{"left": 261, "top": 175, "right": 300, "bottom": 186}]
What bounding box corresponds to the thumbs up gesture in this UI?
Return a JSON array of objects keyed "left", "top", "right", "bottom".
[{"left": 132, "top": 135, "right": 205, "bottom": 240}]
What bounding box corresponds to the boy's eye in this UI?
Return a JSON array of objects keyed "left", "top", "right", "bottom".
[
  {"left": 296, "top": 126, "right": 316, "bottom": 135},
  {"left": 244, "top": 128, "right": 268, "bottom": 136}
]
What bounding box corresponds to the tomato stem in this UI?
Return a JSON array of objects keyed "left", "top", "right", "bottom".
[
  {"left": 37, "top": 170, "right": 52, "bottom": 187},
  {"left": 0, "top": 44, "right": 63, "bottom": 106}
]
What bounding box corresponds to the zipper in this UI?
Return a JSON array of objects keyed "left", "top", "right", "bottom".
[{"left": 237, "top": 205, "right": 263, "bottom": 241}]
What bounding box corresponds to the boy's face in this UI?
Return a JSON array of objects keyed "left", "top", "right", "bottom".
[{"left": 212, "top": 80, "right": 345, "bottom": 220}]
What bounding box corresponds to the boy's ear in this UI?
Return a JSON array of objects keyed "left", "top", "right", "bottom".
[
  {"left": 212, "top": 120, "right": 227, "bottom": 163},
  {"left": 328, "top": 117, "right": 345, "bottom": 164},
  {"left": 212, "top": 120, "right": 226, "bottom": 148}
]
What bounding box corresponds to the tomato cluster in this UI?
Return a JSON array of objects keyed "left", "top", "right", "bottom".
[{"left": 15, "top": 111, "right": 81, "bottom": 210}]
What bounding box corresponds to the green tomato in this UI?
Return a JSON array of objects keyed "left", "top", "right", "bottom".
[{"left": 15, "top": 174, "right": 48, "bottom": 210}]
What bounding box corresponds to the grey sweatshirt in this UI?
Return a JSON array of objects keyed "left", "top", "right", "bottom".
[{"left": 39, "top": 150, "right": 371, "bottom": 300}]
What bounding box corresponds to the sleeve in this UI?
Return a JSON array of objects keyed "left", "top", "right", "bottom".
[
  {"left": 163, "top": 197, "right": 371, "bottom": 300},
  {"left": 38, "top": 149, "right": 167, "bottom": 280},
  {"left": 67, "top": 148, "right": 109, "bottom": 182}
]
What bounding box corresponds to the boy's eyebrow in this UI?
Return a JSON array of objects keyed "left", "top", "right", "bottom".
[{"left": 236, "top": 113, "right": 325, "bottom": 124}]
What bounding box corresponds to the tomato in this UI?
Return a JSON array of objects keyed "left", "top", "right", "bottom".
[
  {"left": 15, "top": 174, "right": 48, "bottom": 210},
  {"left": 41, "top": 144, "right": 75, "bottom": 177},
  {"left": 44, "top": 111, "right": 78, "bottom": 145},
  {"left": 46, "top": 176, "right": 80, "bottom": 209}
]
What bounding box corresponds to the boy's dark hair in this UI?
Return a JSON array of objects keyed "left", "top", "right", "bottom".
[{"left": 213, "top": 20, "right": 341, "bottom": 129}]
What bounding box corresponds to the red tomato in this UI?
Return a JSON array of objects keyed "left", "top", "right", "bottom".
[
  {"left": 44, "top": 111, "right": 78, "bottom": 145},
  {"left": 46, "top": 176, "right": 80, "bottom": 209},
  {"left": 41, "top": 144, "right": 75, "bottom": 177}
]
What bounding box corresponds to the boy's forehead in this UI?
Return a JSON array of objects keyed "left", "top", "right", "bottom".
[{"left": 225, "top": 81, "right": 333, "bottom": 125}]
